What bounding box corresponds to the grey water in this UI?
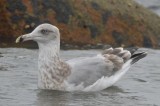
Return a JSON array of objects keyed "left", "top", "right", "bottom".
[
  {"left": 135, "top": 0, "right": 160, "bottom": 16},
  {"left": 0, "top": 48, "right": 160, "bottom": 106}
]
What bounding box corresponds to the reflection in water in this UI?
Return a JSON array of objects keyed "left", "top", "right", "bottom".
[
  {"left": 36, "top": 86, "right": 124, "bottom": 106},
  {"left": 36, "top": 90, "right": 98, "bottom": 106},
  {"left": 36, "top": 90, "right": 69, "bottom": 106},
  {"left": 104, "top": 86, "right": 124, "bottom": 94}
]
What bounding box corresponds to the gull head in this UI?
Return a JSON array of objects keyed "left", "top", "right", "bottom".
[{"left": 16, "top": 23, "right": 60, "bottom": 44}]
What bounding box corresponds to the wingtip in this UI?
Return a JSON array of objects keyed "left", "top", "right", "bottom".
[{"left": 131, "top": 52, "right": 147, "bottom": 64}]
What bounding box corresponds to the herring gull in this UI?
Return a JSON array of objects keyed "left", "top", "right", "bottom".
[{"left": 16, "top": 23, "right": 147, "bottom": 91}]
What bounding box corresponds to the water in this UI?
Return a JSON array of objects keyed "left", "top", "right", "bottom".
[
  {"left": 0, "top": 48, "right": 160, "bottom": 106},
  {"left": 135, "top": 0, "right": 160, "bottom": 16}
]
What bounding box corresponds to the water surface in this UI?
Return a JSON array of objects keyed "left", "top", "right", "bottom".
[
  {"left": 136, "top": 0, "right": 160, "bottom": 16},
  {"left": 0, "top": 48, "right": 159, "bottom": 106}
]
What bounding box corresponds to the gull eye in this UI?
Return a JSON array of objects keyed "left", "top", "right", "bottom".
[{"left": 41, "top": 29, "right": 49, "bottom": 35}]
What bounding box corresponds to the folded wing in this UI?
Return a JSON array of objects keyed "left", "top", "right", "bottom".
[{"left": 66, "top": 47, "right": 136, "bottom": 87}]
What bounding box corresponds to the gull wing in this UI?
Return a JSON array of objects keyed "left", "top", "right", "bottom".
[
  {"left": 66, "top": 47, "right": 147, "bottom": 89},
  {"left": 66, "top": 48, "right": 127, "bottom": 87},
  {"left": 66, "top": 55, "right": 115, "bottom": 87}
]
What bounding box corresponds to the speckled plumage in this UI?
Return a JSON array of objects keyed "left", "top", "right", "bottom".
[
  {"left": 16, "top": 23, "right": 147, "bottom": 91},
  {"left": 37, "top": 38, "right": 71, "bottom": 90}
]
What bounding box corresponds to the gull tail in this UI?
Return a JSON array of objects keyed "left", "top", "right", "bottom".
[{"left": 130, "top": 52, "right": 147, "bottom": 64}]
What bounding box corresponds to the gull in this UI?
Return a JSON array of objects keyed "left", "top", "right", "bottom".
[{"left": 16, "top": 23, "right": 147, "bottom": 91}]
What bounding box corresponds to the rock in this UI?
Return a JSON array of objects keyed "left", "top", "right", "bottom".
[
  {"left": 0, "top": 0, "right": 160, "bottom": 48},
  {"left": 25, "top": 25, "right": 30, "bottom": 29}
]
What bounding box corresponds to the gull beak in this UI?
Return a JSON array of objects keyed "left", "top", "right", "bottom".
[
  {"left": 15, "top": 33, "right": 32, "bottom": 43},
  {"left": 15, "top": 36, "right": 23, "bottom": 43}
]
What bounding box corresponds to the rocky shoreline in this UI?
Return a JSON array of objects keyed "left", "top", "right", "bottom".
[
  {"left": 0, "top": 0, "right": 160, "bottom": 49},
  {"left": 1, "top": 39, "right": 154, "bottom": 50}
]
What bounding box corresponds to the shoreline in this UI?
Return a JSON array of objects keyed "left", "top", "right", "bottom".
[{"left": 0, "top": 40, "right": 157, "bottom": 50}]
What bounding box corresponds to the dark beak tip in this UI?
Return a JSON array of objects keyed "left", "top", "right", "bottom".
[
  {"left": 15, "top": 36, "right": 23, "bottom": 43},
  {"left": 19, "top": 37, "right": 23, "bottom": 43}
]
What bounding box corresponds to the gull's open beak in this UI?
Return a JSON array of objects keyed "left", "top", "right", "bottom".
[{"left": 15, "top": 33, "right": 32, "bottom": 43}]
